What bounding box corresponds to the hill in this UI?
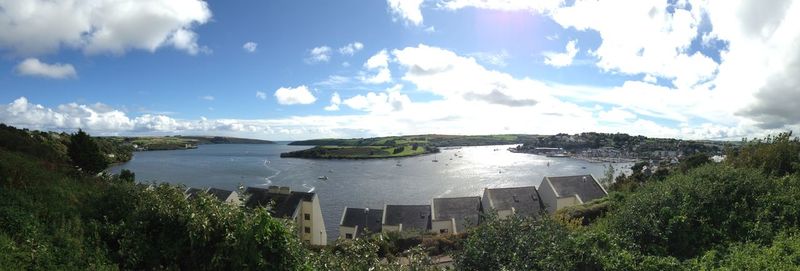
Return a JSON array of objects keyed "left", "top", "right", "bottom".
[{"left": 103, "top": 135, "right": 274, "bottom": 151}]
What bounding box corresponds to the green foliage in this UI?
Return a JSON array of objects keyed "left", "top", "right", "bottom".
[
  {"left": 678, "top": 152, "right": 710, "bottom": 173},
  {"left": 689, "top": 231, "right": 800, "bottom": 270},
  {"left": 602, "top": 164, "right": 800, "bottom": 259},
  {"left": 118, "top": 169, "right": 135, "bottom": 183},
  {"left": 68, "top": 129, "right": 109, "bottom": 174},
  {"left": 454, "top": 214, "right": 584, "bottom": 270},
  {"left": 726, "top": 131, "right": 800, "bottom": 177}
]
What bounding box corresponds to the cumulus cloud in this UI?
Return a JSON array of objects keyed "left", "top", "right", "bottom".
[
  {"left": 543, "top": 40, "right": 578, "bottom": 68},
  {"left": 469, "top": 50, "right": 510, "bottom": 67},
  {"left": 550, "top": 0, "right": 718, "bottom": 88},
  {"left": 386, "top": 0, "right": 424, "bottom": 26},
  {"left": 200, "top": 95, "right": 214, "bottom": 101},
  {"left": 393, "top": 44, "right": 546, "bottom": 107},
  {"left": 343, "top": 85, "right": 411, "bottom": 113},
  {"left": 305, "top": 46, "right": 332, "bottom": 63},
  {"left": 255, "top": 91, "right": 267, "bottom": 100},
  {"left": 324, "top": 92, "right": 342, "bottom": 111},
  {"left": 0, "top": 0, "right": 212, "bottom": 56},
  {"left": 361, "top": 49, "right": 392, "bottom": 84},
  {"left": 274, "top": 85, "right": 317, "bottom": 105},
  {"left": 243, "top": 42, "right": 258, "bottom": 52},
  {"left": 338, "top": 42, "right": 364, "bottom": 56},
  {"left": 15, "top": 58, "right": 77, "bottom": 79}
]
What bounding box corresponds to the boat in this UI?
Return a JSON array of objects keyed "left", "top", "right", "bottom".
[{"left": 317, "top": 176, "right": 328, "bottom": 180}]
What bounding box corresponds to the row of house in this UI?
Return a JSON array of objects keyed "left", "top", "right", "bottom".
[
  {"left": 184, "top": 186, "right": 328, "bottom": 246},
  {"left": 338, "top": 174, "right": 608, "bottom": 240}
]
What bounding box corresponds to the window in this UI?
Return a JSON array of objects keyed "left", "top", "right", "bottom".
[
  {"left": 439, "top": 229, "right": 448, "bottom": 234},
  {"left": 304, "top": 213, "right": 311, "bottom": 220},
  {"left": 345, "top": 233, "right": 353, "bottom": 239},
  {"left": 304, "top": 227, "right": 311, "bottom": 234}
]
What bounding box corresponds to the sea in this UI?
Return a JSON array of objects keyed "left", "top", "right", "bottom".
[{"left": 108, "top": 143, "right": 632, "bottom": 240}]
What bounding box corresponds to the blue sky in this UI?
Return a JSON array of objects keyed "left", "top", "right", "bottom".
[{"left": 1, "top": 0, "right": 799, "bottom": 140}]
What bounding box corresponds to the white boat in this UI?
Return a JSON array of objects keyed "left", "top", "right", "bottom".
[{"left": 318, "top": 176, "right": 328, "bottom": 180}]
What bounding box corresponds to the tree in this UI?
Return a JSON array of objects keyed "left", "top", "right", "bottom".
[
  {"left": 119, "top": 169, "right": 135, "bottom": 183},
  {"left": 601, "top": 163, "right": 615, "bottom": 189},
  {"left": 67, "top": 129, "right": 108, "bottom": 174}
]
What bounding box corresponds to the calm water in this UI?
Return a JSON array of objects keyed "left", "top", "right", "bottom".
[{"left": 109, "top": 143, "right": 631, "bottom": 240}]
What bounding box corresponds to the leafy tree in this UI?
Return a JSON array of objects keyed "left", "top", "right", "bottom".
[
  {"left": 678, "top": 152, "right": 710, "bottom": 173},
  {"left": 119, "top": 169, "right": 135, "bottom": 183},
  {"left": 726, "top": 131, "right": 800, "bottom": 177},
  {"left": 67, "top": 129, "right": 108, "bottom": 174}
]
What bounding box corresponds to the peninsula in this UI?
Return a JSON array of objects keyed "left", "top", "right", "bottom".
[{"left": 104, "top": 135, "right": 275, "bottom": 151}]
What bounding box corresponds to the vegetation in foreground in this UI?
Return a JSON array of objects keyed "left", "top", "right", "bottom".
[{"left": 2, "top": 123, "right": 800, "bottom": 270}]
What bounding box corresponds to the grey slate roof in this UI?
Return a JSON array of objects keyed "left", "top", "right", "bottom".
[
  {"left": 244, "top": 187, "right": 315, "bottom": 218},
  {"left": 383, "top": 205, "right": 431, "bottom": 231},
  {"left": 341, "top": 208, "right": 383, "bottom": 236},
  {"left": 432, "top": 196, "right": 482, "bottom": 231},
  {"left": 484, "top": 186, "right": 542, "bottom": 218},
  {"left": 184, "top": 187, "right": 203, "bottom": 199},
  {"left": 206, "top": 188, "right": 235, "bottom": 202},
  {"left": 545, "top": 175, "right": 607, "bottom": 203}
]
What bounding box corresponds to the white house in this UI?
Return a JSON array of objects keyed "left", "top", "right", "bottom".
[
  {"left": 481, "top": 186, "right": 542, "bottom": 219},
  {"left": 538, "top": 174, "right": 608, "bottom": 214},
  {"left": 430, "top": 196, "right": 482, "bottom": 235},
  {"left": 244, "top": 186, "right": 327, "bottom": 245},
  {"left": 338, "top": 207, "right": 383, "bottom": 239}
]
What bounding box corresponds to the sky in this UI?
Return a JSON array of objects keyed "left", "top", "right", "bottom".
[{"left": 1, "top": 0, "right": 799, "bottom": 141}]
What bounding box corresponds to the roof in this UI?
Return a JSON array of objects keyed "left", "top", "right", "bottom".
[
  {"left": 184, "top": 187, "right": 203, "bottom": 199},
  {"left": 244, "top": 187, "right": 315, "bottom": 218},
  {"left": 484, "top": 186, "right": 542, "bottom": 217},
  {"left": 340, "top": 207, "right": 383, "bottom": 236},
  {"left": 383, "top": 205, "right": 431, "bottom": 231},
  {"left": 432, "top": 196, "right": 482, "bottom": 231},
  {"left": 545, "top": 175, "right": 607, "bottom": 203},
  {"left": 206, "top": 188, "right": 236, "bottom": 202}
]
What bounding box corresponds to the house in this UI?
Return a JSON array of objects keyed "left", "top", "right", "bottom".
[
  {"left": 206, "top": 188, "right": 240, "bottom": 205},
  {"left": 244, "top": 186, "right": 327, "bottom": 245},
  {"left": 431, "top": 196, "right": 482, "bottom": 235},
  {"left": 338, "top": 207, "right": 383, "bottom": 239},
  {"left": 538, "top": 174, "right": 608, "bottom": 214},
  {"left": 382, "top": 204, "right": 431, "bottom": 233},
  {"left": 482, "top": 186, "right": 543, "bottom": 219},
  {"left": 184, "top": 187, "right": 240, "bottom": 205}
]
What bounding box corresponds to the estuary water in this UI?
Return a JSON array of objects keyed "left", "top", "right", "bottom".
[{"left": 108, "top": 143, "right": 631, "bottom": 240}]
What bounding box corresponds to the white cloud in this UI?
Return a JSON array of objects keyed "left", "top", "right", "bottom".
[
  {"left": 543, "top": 40, "right": 578, "bottom": 68},
  {"left": 424, "top": 26, "right": 436, "bottom": 33},
  {"left": 324, "top": 92, "right": 342, "bottom": 111},
  {"left": 598, "top": 107, "right": 637, "bottom": 123},
  {"left": 361, "top": 49, "right": 392, "bottom": 84},
  {"left": 243, "top": 42, "right": 257, "bottom": 52},
  {"left": 549, "top": 0, "right": 717, "bottom": 88},
  {"left": 15, "top": 58, "right": 77, "bottom": 79},
  {"left": 255, "top": 91, "right": 267, "bottom": 100},
  {"left": 642, "top": 74, "right": 658, "bottom": 83},
  {"left": 386, "top": 0, "right": 424, "bottom": 26},
  {"left": 343, "top": 85, "right": 411, "bottom": 113},
  {"left": 339, "top": 42, "right": 364, "bottom": 55},
  {"left": 470, "top": 50, "right": 510, "bottom": 67},
  {"left": 306, "top": 46, "right": 332, "bottom": 63},
  {"left": 0, "top": 0, "right": 212, "bottom": 56},
  {"left": 200, "top": 95, "right": 214, "bottom": 101},
  {"left": 274, "top": 85, "right": 317, "bottom": 105}
]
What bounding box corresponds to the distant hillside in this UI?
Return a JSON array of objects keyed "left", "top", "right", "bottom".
[
  {"left": 104, "top": 135, "right": 274, "bottom": 151},
  {"left": 288, "top": 134, "right": 537, "bottom": 147}
]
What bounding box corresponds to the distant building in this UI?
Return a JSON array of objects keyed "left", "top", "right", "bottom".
[
  {"left": 431, "top": 196, "right": 482, "bottom": 235},
  {"left": 338, "top": 207, "right": 383, "bottom": 239},
  {"left": 538, "top": 174, "right": 608, "bottom": 214},
  {"left": 382, "top": 204, "right": 431, "bottom": 233},
  {"left": 184, "top": 187, "right": 240, "bottom": 205},
  {"left": 481, "top": 186, "right": 543, "bottom": 219},
  {"left": 245, "top": 186, "right": 327, "bottom": 245},
  {"left": 206, "top": 188, "right": 241, "bottom": 205}
]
